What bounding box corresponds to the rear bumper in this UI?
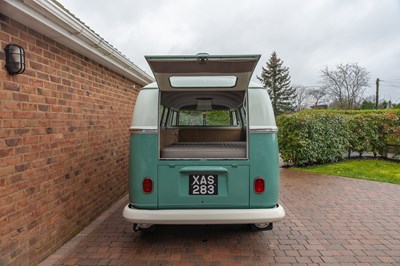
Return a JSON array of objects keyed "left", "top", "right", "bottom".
[{"left": 122, "top": 204, "right": 285, "bottom": 225}]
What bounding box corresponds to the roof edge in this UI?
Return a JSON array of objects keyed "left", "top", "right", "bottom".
[{"left": 1, "top": 0, "right": 154, "bottom": 86}]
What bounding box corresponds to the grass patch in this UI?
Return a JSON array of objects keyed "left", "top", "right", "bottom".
[{"left": 294, "top": 158, "right": 400, "bottom": 185}]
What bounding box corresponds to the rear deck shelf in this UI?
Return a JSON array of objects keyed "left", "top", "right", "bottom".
[
  {"left": 159, "top": 127, "right": 247, "bottom": 159},
  {"left": 161, "top": 141, "right": 246, "bottom": 159}
]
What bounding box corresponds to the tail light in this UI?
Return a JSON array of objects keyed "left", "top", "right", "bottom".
[
  {"left": 142, "top": 177, "right": 153, "bottom": 193},
  {"left": 254, "top": 177, "right": 265, "bottom": 194}
]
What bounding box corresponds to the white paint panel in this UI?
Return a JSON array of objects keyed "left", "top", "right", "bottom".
[
  {"left": 131, "top": 89, "right": 158, "bottom": 129},
  {"left": 123, "top": 204, "right": 285, "bottom": 224},
  {"left": 248, "top": 89, "right": 276, "bottom": 128}
]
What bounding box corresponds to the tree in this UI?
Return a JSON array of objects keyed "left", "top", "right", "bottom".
[
  {"left": 320, "top": 63, "right": 370, "bottom": 110},
  {"left": 307, "top": 87, "right": 328, "bottom": 106},
  {"left": 293, "top": 85, "right": 309, "bottom": 111},
  {"left": 358, "top": 96, "right": 394, "bottom": 110},
  {"left": 360, "top": 100, "right": 375, "bottom": 110},
  {"left": 257, "top": 51, "right": 296, "bottom": 115},
  {"left": 379, "top": 100, "right": 388, "bottom": 109}
]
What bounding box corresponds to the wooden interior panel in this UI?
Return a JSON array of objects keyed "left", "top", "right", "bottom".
[
  {"left": 159, "top": 128, "right": 179, "bottom": 149},
  {"left": 160, "top": 127, "right": 247, "bottom": 159}
]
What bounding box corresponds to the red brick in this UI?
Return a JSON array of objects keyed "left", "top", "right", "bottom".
[
  {"left": 27, "top": 43, "right": 43, "bottom": 55},
  {"left": 14, "top": 75, "right": 29, "bottom": 85},
  {"left": 0, "top": 110, "right": 13, "bottom": 119},
  {"left": 3, "top": 101, "right": 20, "bottom": 110},
  {"left": 0, "top": 148, "right": 14, "bottom": 158},
  {"left": 0, "top": 165, "right": 15, "bottom": 177},
  {"left": 21, "top": 103, "right": 38, "bottom": 111},
  {"left": 10, "top": 37, "right": 28, "bottom": 48},
  {"left": 28, "top": 78, "right": 44, "bottom": 87},
  {"left": 0, "top": 90, "right": 12, "bottom": 100},
  {"left": 0, "top": 30, "right": 11, "bottom": 42},
  {"left": 15, "top": 146, "right": 31, "bottom": 155},
  {"left": 35, "top": 39, "right": 48, "bottom": 49},
  {"left": 4, "top": 82, "right": 21, "bottom": 91},
  {"left": 1, "top": 22, "right": 19, "bottom": 35},
  {"left": 14, "top": 128, "right": 30, "bottom": 136},
  {"left": 30, "top": 61, "right": 44, "bottom": 71},
  {"left": 5, "top": 138, "right": 22, "bottom": 147},
  {"left": 43, "top": 50, "right": 57, "bottom": 61},
  {"left": 1, "top": 14, "right": 141, "bottom": 266},
  {"left": 19, "top": 31, "right": 36, "bottom": 44},
  {"left": 21, "top": 86, "right": 37, "bottom": 95},
  {"left": 29, "top": 95, "right": 45, "bottom": 103},
  {"left": 10, "top": 174, "right": 23, "bottom": 184},
  {"left": 37, "top": 72, "right": 49, "bottom": 81},
  {"left": 12, "top": 93, "right": 29, "bottom": 102},
  {"left": 37, "top": 104, "right": 49, "bottom": 111},
  {"left": 13, "top": 111, "right": 31, "bottom": 119},
  {"left": 15, "top": 162, "right": 30, "bottom": 172}
]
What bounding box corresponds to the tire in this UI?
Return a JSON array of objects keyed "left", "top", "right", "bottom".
[
  {"left": 249, "top": 223, "right": 273, "bottom": 232},
  {"left": 133, "top": 223, "right": 155, "bottom": 232}
]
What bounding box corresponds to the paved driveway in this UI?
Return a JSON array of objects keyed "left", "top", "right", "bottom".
[{"left": 41, "top": 169, "right": 400, "bottom": 265}]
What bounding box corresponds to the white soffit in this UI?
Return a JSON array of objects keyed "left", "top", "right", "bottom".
[{"left": 0, "top": 0, "right": 153, "bottom": 86}]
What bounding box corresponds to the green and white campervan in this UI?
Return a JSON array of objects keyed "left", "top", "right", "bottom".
[{"left": 123, "top": 54, "right": 285, "bottom": 231}]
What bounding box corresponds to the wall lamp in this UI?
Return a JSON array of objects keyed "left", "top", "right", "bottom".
[{"left": 4, "top": 44, "right": 25, "bottom": 75}]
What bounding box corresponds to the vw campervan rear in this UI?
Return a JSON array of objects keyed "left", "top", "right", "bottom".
[{"left": 123, "top": 54, "right": 285, "bottom": 231}]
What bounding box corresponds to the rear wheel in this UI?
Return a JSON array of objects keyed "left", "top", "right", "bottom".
[
  {"left": 249, "top": 223, "right": 273, "bottom": 232},
  {"left": 133, "top": 223, "right": 154, "bottom": 232}
]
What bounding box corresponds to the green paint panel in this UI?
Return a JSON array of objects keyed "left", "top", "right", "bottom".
[
  {"left": 158, "top": 164, "right": 249, "bottom": 208},
  {"left": 128, "top": 133, "right": 280, "bottom": 210},
  {"left": 128, "top": 133, "right": 158, "bottom": 209},
  {"left": 249, "top": 133, "right": 280, "bottom": 208}
]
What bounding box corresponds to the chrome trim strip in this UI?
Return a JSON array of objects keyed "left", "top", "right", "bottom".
[
  {"left": 249, "top": 127, "right": 278, "bottom": 133},
  {"left": 130, "top": 128, "right": 158, "bottom": 134}
]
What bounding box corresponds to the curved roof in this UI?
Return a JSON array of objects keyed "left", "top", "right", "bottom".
[{"left": 161, "top": 91, "right": 245, "bottom": 110}]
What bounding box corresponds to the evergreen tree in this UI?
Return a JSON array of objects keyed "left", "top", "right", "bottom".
[
  {"left": 360, "top": 100, "right": 375, "bottom": 110},
  {"left": 257, "top": 51, "right": 296, "bottom": 115}
]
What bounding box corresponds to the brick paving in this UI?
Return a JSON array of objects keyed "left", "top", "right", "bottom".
[{"left": 41, "top": 169, "right": 400, "bottom": 265}]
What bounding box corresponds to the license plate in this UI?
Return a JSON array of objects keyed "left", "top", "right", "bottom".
[{"left": 189, "top": 174, "right": 218, "bottom": 195}]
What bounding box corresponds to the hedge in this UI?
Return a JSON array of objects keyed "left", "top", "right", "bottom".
[{"left": 277, "top": 110, "right": 400, "bottom": 166}]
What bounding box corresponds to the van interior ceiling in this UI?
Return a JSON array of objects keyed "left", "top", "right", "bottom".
[{"left": 159, "top": 91, "right": 248, "bottom": 159}]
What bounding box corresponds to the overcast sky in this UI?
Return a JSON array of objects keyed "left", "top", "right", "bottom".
[{"left": 58, "top": 0, "right": 400, "bottom": 102}]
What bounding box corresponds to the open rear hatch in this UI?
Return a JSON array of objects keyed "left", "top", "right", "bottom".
[{"left": 145, "top": 54, "right": 260, "bottom": 91}]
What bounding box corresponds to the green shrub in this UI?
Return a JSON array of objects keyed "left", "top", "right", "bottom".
[
  {"left": 347, "top": 114, "right": 380, "bottom": 157},
  {"left": 277, "top": 110, "right": 400, "bottom": 166},
  {"left": 277, "top": 111, "right": 349, "bottom": 166}
]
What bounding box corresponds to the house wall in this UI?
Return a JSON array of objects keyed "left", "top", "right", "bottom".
[{"left": 0, "top": 14, "right": 140, "bottom": 265}]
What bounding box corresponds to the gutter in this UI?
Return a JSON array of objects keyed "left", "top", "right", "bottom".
[{"left": 0, "top": 0, "right": 154, "bottom": 86}]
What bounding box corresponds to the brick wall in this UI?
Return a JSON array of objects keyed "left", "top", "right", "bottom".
[{"left": 0, "top": 14, "right": 141, "bottom": 265}]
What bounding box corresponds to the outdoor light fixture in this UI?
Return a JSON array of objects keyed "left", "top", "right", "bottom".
[{"left": 4, "top": 44, "right": 25, "bottom": 75}]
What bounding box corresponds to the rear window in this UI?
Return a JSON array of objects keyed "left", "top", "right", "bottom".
[
  {"left": 160, "top": 90, "right": 246, "bottom": 128},
  {"left": 178, "top": 110, "right": 237, "bottom": 126},
  {"left": 169, "top": 76, "right": 237, "bottom": 88}
]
